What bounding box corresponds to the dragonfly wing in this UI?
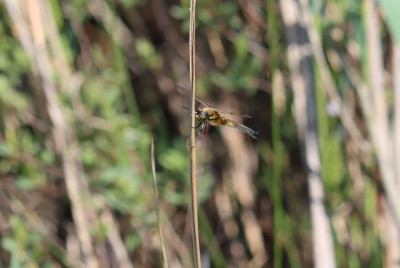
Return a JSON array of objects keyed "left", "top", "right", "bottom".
[
  {"left": 220, "top": 111, "right": 252, "bottom": 118},
  {"left": 176, "top": 85, "right": 214, "bottom": 108},
  {"left": 224, "top": 119, "right": 258, "bottom": 139},
  {"left": 177, "top": 85, "right": 252, "bottom": 118}
]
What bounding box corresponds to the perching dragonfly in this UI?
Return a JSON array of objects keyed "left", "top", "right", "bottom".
[{"left": 177, "top": 85, "right": 258, "bottom": 140}]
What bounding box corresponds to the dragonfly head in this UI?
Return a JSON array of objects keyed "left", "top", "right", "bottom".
[{"left": 195, "top": 109, "right": 206, "bottom": 121}]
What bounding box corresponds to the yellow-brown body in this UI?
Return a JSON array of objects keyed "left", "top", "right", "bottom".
[
  {"left": 199, "top": 108, "right": 233, "bottom": 126},
  {"left": 177, "top": 85, "right": 257, "bottom": 139},
  {"left": 195, "top": 107, "right": 257, "bottom": 139}
]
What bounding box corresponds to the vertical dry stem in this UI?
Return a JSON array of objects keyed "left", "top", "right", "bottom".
[
  {"left": 188, "top": 0, "right": 201, "bottom": 267},
  {"left": 279, "top": 0, "right": 336, "bottom": 267},
  {"left": 365, "top": 0, "right": 400, "bottom": 229},
  {"left": 298, "top": 0, "right": 368, "bottom": 152},
  {"left": 394, "top": 43, "right": 400, "bottom": 206}
]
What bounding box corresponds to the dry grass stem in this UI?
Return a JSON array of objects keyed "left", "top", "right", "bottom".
[
  {"left": 279, "top": 0, "right": 336, "bottom": 267},
  {"left": 188, "top": 0, "right": 201, "bottom": 267},
  {"left": 221, "top": 126, "right": 267, "bottom": 266},
  {"left": 364, "top": 0, "right": 400, "bottom": 230},
  {"left": 151, "top": 138, "right": 169, "bottom": 268},
  {"left": 299, "top": 0, "right": 369, "bottom": 153},
  {"left": 393, "top": 43, "right": 400, "bottom": 202},
  {"left": 96, "top": 196, "right": 134, "bottom": 268}
]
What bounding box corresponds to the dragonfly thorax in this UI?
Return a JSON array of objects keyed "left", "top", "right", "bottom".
[{"left": 196, "top": 107, "right": 219, "bottom": 121}]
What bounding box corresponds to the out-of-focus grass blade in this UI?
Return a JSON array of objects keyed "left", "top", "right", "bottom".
[
  {"left": 380, "top": 1, "right": 400, "bottom": 43},
  {"left": 151, "top": 138, "right": 169, "bottom": 268}
]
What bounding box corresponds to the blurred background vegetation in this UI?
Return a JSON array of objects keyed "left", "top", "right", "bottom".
[{"left": 0, "top": 0, "right": 399, "bottom": 267}]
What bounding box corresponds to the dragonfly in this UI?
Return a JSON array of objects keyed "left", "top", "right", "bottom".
[{"left": 176, "top": 85, "right": 258, "bottom": 140}]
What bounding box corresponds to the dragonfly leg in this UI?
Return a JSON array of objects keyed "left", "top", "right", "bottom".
[{"left": 195, "top": 121, "right": 207, "bottom": 141}]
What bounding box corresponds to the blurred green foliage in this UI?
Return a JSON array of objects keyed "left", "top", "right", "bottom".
[
  {"left": 380, "top": 0, "right": 400, "bottom": 43},
  {"left": 2, "top": 216, "right": 47, "bottom": 268},
  {"left": 0, "top": 0, "right": 394, "bottom": 267}
]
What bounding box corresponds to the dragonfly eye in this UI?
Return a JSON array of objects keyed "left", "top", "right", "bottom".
[{"left": 195, "top": 110, "right": 206, "bottom": 120}]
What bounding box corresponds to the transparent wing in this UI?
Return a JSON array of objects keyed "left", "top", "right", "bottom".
[
  {"left": 176, "top": 84, "right": 252, "bottom": 118},
  {"left": 225, "top": 119, "right": 258, "bottom": 139},
  {"left": 220, "top": 111, "right": 252, "bottom": 118},
  {"left": 176, "top": 84, "right": 213, "bottom": 107}
]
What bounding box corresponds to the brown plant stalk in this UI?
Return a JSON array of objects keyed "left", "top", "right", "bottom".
[
  {"left": 188, "top": 0, "right": 201, "bottom": 267},
  {"left": 151, "top": 139, "right": 169, "bottom": 268}
]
